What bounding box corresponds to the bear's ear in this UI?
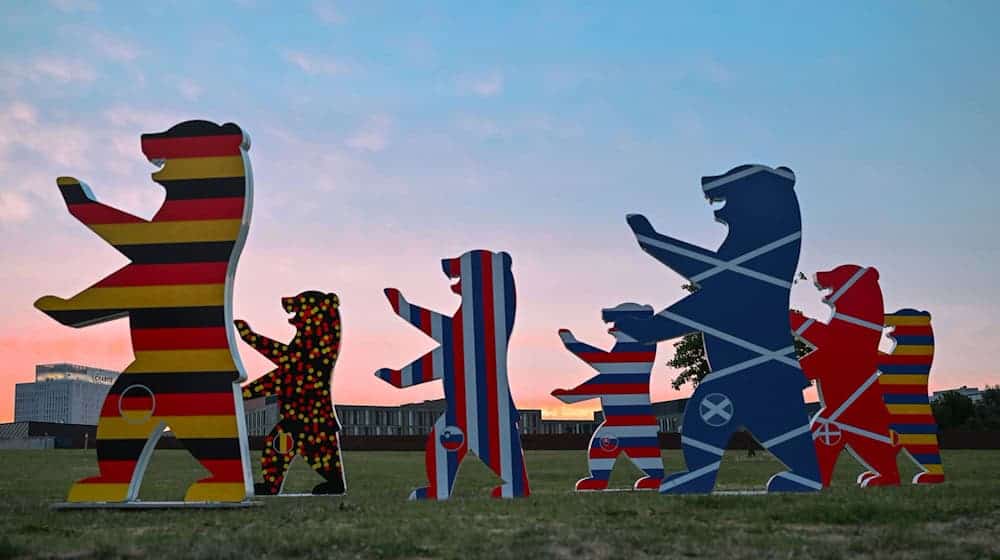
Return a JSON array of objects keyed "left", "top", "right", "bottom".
[
  {"left": 500, "top": 251, "right": 513, "bottom": 269},
  {"left": 777, "top": 166, "right": 796, "bottom": 187},
  {"left": 328, "top": 293, "right": 340, "bottom": 306},
  {"left": 869, "top": 269, "right": 880, "bottom": 282}
]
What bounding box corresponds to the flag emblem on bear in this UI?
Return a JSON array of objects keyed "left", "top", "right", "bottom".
[
  {"left": 599, "top": 436, "right": 619, "bottom": 453},
  {"left": 699, "top": 393, "right": 734, "bottom": 428},
  {"left": 440, "top": 426, "right": 466, "bottom": 452}
]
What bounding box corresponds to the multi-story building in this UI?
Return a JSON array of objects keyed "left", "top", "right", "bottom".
[
  {"left": 14, "top": 364, "right": 118, "bottom": 425},
  {"left": 932, "top": 386, "right": 983, "bottom": 403}
]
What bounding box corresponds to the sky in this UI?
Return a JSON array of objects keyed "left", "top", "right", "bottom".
[{"left": 0, "top": 1, "right": 998, "bottom": 422}]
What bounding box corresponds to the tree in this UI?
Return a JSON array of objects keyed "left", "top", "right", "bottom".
[
  {"left": 931, "top": 391, "right": 976, "bottom": 430},
  {"left": 666, "top": 281, "right": 811, "bottom": 391},
  {"left": 965, "top": 385, "right": 1000, "bottom": 431}
]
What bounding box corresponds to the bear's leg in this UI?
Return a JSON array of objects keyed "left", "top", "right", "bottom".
[
  {"left": 811, "top": 431, "right": 845, "bottom": 488},
  {"left": 660, "top": 405, "right": 729, "bottom": 495},
  {"left": 254, "top": 428, "right": 295, "bottom": 496},
  {"left": 172, "top": 390, "right": 248, "bottom": 502},
  {"left": 410, "top": 414, "right": 466, "bottom": 500},
  {"left": 302, "top": 431, "right": 346, "bottom": 495},
  {"left": 848, "top": 435, "right": 900, "bottom": 487},
  {"left": 623, "top": 426, "right": 664, "bottom": 491},
  {"left": 576, "top": 424, "right": 614, "bottom": 491},
  {"left": 67, "top": 371, "right": 166, "bottom": 503},
  {"left": 756, "top": 415, "right": 822, "bottom": 493},
  {"left": 486, "top": 409, "right": 530, "bottom": 499}
]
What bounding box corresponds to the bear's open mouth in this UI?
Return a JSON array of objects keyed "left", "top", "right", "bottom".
[
  {"left": 708, "top": 197, "right": 726, "bottom": 212},
  {"left": 450, "top": 278, "right": 462, "bottom": 294}
]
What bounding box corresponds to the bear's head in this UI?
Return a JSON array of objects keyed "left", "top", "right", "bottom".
[
  {"left": 281, "top": 290, "right": 340, "bottom": 331},
  {"left": 701, "top": 164, "right": 799, "bottom": 239},
  {"left": 883, "top": 308, "right": 933, "bottom": 351},
  {"left": 601, "top": 303, "right": 654, "bottom": 341},
  {"left": 140, "top": 120, "right": 248, "bottom": 187},
  {"left": 440, "top": 249, "right": 514, "bottom": 297},
  {"left": 814, "top": 264, "right": 883, "bottom": 325}
]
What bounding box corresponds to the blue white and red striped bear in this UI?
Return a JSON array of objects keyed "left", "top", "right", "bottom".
[
  {"left": 374, "top": 249, "right": 530, "bottom": 500},
  {"left": 552, "top": 303, "right": 664, "bottom": 491}
]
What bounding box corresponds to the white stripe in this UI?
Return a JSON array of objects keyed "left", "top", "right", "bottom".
[
  {"left": 760, "top": 423, "right": 811, "bottom": 449},
  {"left": 794, "top": 318, "right": 815, "bottom": 336},
  {"left": 832, "top": 312, "right": 884, "bottom": 333},
  {"left": 492, "top": 252, "right": 513, "bottom": 497},
  {"left": 826, "top": 370, "right": 880, "bottom": 423},
  {"left": 637, "top": 234, "right": 792, "bottom": 289},
  {"left": 814, "top": 419, "right": 894, "bottom": 445},
  {"left": 399, "top": 297, "right": 415, "bottom": 387},
  {"left": 826, "top": 267, "right": 869, "bottom": 304},
  {"left": 431, "top": 314, "right": 445, "bottom": 380},
  {"left": 460, "top": 253, "right": 479, "bottom": 454},
  {"left": 600, "top": 425, "right": 659, "bottom": 438},
  {"left": 601, "top": 394, "right": 654, "bottom": 406},
  {"left": 658, "top": 310, "right": 800, "bottom": 369},
  {"left": 592, "top": 362, "right": 656, "bottom": 374},
  {"left": 434, "top": 415, "right": 449, "bottom": 499},
  {"left": 681, "top": 436, "right": 726, "bottom": 457},
  {"left": 772, "top": 471, "right": 822, "bottom": 490},
  {"left": 701, "top": 165, "right": 794, "bottom": 192},
  {"left": 659, "top": 461, "right": 721, "bottom": 491},
  {"left": 701, "top": 350, "right": 790, "bottom": 384},
  {"left": 690, "top": 231, "right": 801, "bottom": 286},
  {"left": 627, "top": 457, "right": 665, "bottom": 470}
]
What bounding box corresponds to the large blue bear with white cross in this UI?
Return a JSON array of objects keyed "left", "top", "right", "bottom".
[{"left": 614, "top": 164, "right": 822, "bottom": 494}]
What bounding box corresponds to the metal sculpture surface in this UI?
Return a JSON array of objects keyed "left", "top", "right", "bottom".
[
  {"left": 237, "top": 291, "right": 346, "bottom": 496},
  {"left": 35, "top": 120, "right": 254, "bottom": 503},
  {"left": 552, "top": 303, "right": 664, "bottom": 491},
  {"left": 614, "top": 165, "right": 821, "bottom": 494},
  {"left": 374, "top": 250, "right": 530, "bottom": 500}
]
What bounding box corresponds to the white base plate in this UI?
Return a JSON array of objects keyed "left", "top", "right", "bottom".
[
  {"left": 51, "top": 501, "right": 260, "bottom": 510},
  {"left": 255, "top": 493, "right": 346, "bottom": 498}
]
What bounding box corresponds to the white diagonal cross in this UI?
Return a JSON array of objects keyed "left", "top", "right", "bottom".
[{"left": 636, "top": 233, "right": 799, "bottom": 289}]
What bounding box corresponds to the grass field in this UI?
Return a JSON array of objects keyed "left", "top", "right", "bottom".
[{"left": 0, "top": 449, "right": 997, "bottom": 559}]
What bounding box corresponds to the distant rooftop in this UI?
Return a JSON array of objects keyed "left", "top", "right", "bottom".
[{"left": 34, "top": 363, "right": 119, "bottom": 385}]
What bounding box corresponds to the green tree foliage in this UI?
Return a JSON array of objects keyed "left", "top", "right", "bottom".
[
  {"left": 666, "top": 281, "right": 810, "bottom": 391},
  {"left": 935, "top": 385, "right": 1000, "bottom": 431},
  {"left": 931, "top": 391, "right": 977, "bottom": 430}
]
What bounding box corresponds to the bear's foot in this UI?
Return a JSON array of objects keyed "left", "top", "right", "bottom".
[
  {"left": 184, "top": 481, "right": 246, "bottom": 502},
  {"left": 408, "top": 486, "right": 442, "bottom": 501},
  {"left": 575, "top": 477, "right": 610, "bottom": 492},
  {"left": 912, "top": 472, "right": 945, "bottom": 485},
  {"left": 633, "top": 476, "right": 662, "bottom": 491},
  {"left": 67, "top": 479, "right": 130, "bottom": 503},
  {"left": 856, "top": 470, "right": 876, "bottom": 485},
  {"left": 659, "top": 467, "right": 718, "bottom": 495},
  {"left": 859, "top": 474, "right": 900, "bottom": 488},
  {"left": 312, "top": 479, "right": 346, "bottom": 496},
  {"left": 766, "top": 471, "right": 822, "bottom": 493}
]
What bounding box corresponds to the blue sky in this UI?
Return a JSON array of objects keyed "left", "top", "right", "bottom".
[{"left": 0, "top": 1, "right": 998, "bottom": 419}]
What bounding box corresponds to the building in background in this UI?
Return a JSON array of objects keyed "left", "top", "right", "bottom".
[
  {"left": 14, "top": 364, "right": 118, "bottom": 425},
  {"left": 932, "top": 386, "right": 983, "bottom": 403}
]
